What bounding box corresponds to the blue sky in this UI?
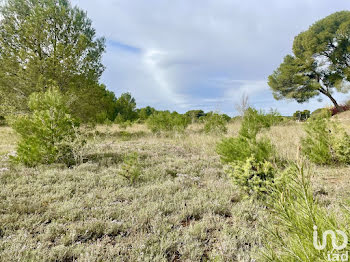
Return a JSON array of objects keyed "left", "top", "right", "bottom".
[{"left": 72, "top": 0, "right": 350, "bottom": 116}]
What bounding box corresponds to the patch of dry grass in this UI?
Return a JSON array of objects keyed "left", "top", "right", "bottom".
[{"left": 0, "top": 121, "right": 349, "bottom": 261}]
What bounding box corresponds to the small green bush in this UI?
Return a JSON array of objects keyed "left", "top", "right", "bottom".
[
  {"left": 333, "top": 130, "right": 350, "bottom": 164},
  {"left": 310, "top": 108, "right": 331, "bottom": 120},
  {"left": 11, "top": 87, "right": 82, "bottom": 167},
  {"left": 217, "top": 108, "right": 279, "bottom": 199},
  {"left": 301, "top": 118, "right": 333, "bottom": 165},
  {"left": 217, "top": 108, "right": 276, "bottom": 164},
  {"left": 301, "top": 118, "right": 350, "bottom": 165},
  {"left": 293, "top": 110, "right": 310, "bottom": 121},
  {"left": 239, "top": 108, "right": 282, "bottom": 139},
  {"left": 217, "top": 136, "right": 274, "bottom": 164},
  {"left": 146, "top": 111, "right": 190, "bottom": 133},
  {"left": 226, "top": 156, "right": 275, "bottom": 198},
  {"left": 119, "top": 152, "right": 141, "bottom": 184},
  {"left": 203, "top": 113, "right": 228, "bottom": 135},
  {"left": 119, "top": 120, "right": 133, "bottom": 130},
  {"left": 114, "top": 114, "right": 133, "bottom": 128}
]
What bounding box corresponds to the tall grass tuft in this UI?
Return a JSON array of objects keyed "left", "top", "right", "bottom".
[{"left": 261, "top": 163, "right": 350, "bottom": 261}]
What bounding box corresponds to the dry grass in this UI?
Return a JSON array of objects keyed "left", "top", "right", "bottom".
[{"left": 0, "top": 121, "right": 349, "bottom": 261}]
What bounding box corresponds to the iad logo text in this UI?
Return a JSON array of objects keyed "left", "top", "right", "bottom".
[{"left": 313, "top": 226, "right": 348, "bottom": 261}]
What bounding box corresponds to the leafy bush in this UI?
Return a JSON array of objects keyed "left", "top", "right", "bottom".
[
  {"left": 221, "top": 113, "right": 231, "bottom": 122},
  {"left": 239, "top": 108, "right": 282, "bottom": 139},
  {"left": 331, "top": 125, "right": 350, "bottom": 164},
  {"left": 293, "top": 110, "right": 310, "bottom": 121},
  {"left": 138, "top": 106, "right": 156, "bottom": 121},
  {"left": 217, "top": 108, "right": 277, "bottom": 164},
  {"left": 146, "top": 111, "right": 190, "bottom": 133},
  {"left": 217, "top": 108, "right": 279, "bottom": 199},
  {"left": 310, "top": 108, "right": 331, "bottom": 120},
  {"left": 218, "top": 136, "right": 274, "bottom": 164},
  {"left": 119, "top": 152, "right": 141, "bottom": 184},
  {"left": 301, "top": 118, "right": 350, "bottom": 165},
  {"left": 301, "top": 118, "right": 333, "bottom": 165},
  {"left": 185, "top": 109, "right": 206, "bottom": 123},
  {"left": 11, "top": 88, "right": 82, "bottom": 167},
  {"left": 203, "top": 113, "right": 228, "bottom": 135},
  {"left": 261, "top": 163, "right": 349, "bottom": 261},
  {"left": 226, "top": 156, "right": 275, "bottom": 198}
]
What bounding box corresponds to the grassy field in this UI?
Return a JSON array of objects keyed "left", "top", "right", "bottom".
[{"left": 0, "top": 121, "right": 350, "bottom": 261}]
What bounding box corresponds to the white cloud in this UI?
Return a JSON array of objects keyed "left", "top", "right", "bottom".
[{"left": 71, "top": 0, "right": 350, "bottom": 115}]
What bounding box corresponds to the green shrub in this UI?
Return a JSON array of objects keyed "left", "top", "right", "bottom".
[
  {"left": 203, "top": 113, "right": 228, "bottom": 135},
  {"left": 10, "top": 87, "right": 82, "bottom": 167},
  {"left": 301, "top": 118, "right": 350, "bottom": 165},
  {"left": 119, "top": 120, "right": 133, "bottom": 130},
  {"left": 217, "top": 136, "right": 274, "bottom": 164},
  {"left": 119, "top": 152, "right": 141, "bottom": 184},
  {"left": 217, "top": 108, "right": 279, "bottom": 199},
  {"left": 146, "top": 111, "right": 190, "bottom": 133},
  {"left": 333, "top": 130, "right": 350, "bottom": 164},
  {"left": 261, "top": 163, "right": 349, "bottom": 261},
  {"left": 185, "top": 109, "right": 206, "bottom": 123},
  {"left": 221, "top": 113, "right": 231, "bottom": 122},
  {"left": 217, "top": 108, "right": 276, "bottom": 164},
  {"left": 238, "top": 108, "right": 282, "bottom": 139},
  {"left": 293, "top": 110, "right": 311, "bottom": 121},
  {"left": 310, "top": 108, "right": 331, "bottom": 120},
  {"left": 226, "top": 156, "right": 275, "bottom": 198},
  {"left": 301, "top": 118, "right": 333, "bottom": 165}
]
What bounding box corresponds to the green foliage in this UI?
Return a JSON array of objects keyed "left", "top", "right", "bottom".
[
  {"left": 185, "top": 110, "right": 206, "bottom": 122},
  {"left": 138, "top": 106, "right": 156, "bottom": 121},
  {"left": 115, "top": 93, "right": 138, "bottom": 122},
  {"left": 217, "top": 108, "right": 278, "bottom": 199},
  {"left": 310, "top": 108, "right": 332, "bottom": 120},
  {"left": 331, "top": 125, "right": 350, "bottom": 165},
  {"left": 217, "top": 108, "right": 278, "bottom": 165},
  {"left": 69, "top": 83, "right": 117, "bottom": 123},
  {"left": 203, "top": 113, "right": 228, "bottom": 135},
  {"left": 238, "top": 108, "right": 282, "bottom": 139},
  {"left": 293, "top": 110, "right": 310, "bottom": 121},
  {"left": 268, "top": 11, "right": 350, "bottom": 110},
  {"left": 226, "top": 156, "right": 275, "bottom": 198},
  {"left": 301, "top": 118, "right": 350, "bottom": 165},
  {"left": 218, "top": 136, "right": 274, "bottom": 164},
  {"left": 118, "top": 120, "right": 133, "bottom": 130},
  {"left": 119, "top": 152, "right": 141, "bottom": 184},
  {"left": 0, "top": 116, "right": 6, "bottom": 126},
  {"left": 146, "top": 111, "right": 190, "bottom": 133},
  {"left": 261, "top": 163, "right": 349, "bottom": 261},
  {"left": 11, "top": 88, "right": 82, "bottom": 167},
  {"left": 221, "top": 114, "right": 231, "bottom": 122},
  {"left": 301, "top": 118, "right": 333, "bottom": 165},
  {"left": 0, "top": 0, "right": 109, "bottom": 121}
]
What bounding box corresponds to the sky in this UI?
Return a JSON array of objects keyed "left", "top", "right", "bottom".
[{"left": 72, "top": 0, "right": 350, "bottom": 116}]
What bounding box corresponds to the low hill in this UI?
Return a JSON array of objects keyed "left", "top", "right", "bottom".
[{"left": 332, "top": 110, "right": 350, "bottom": 122}]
